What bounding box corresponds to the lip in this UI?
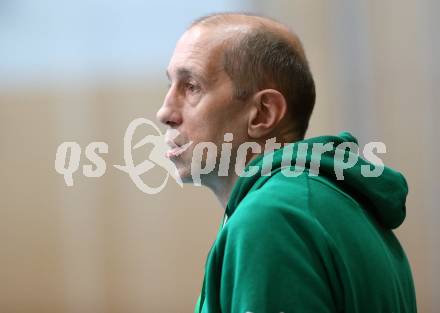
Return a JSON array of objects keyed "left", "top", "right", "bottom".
[
  {"left": 166, "top": 145, "right": 187, "bottom": 158},
  {"left": 164, "top": 130, "right": 184, "bottom": 146},
  {"left": 164, "top": 130, "right": 190, "bottom": 158},
  {"left": 164, "top": 136, "right": 185, "bottom": 158},
  {"left": 165, "top": 138, "right": 180, "bottom": 148}
]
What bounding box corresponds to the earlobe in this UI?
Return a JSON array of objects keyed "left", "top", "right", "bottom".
[{"left": 247, "top": 89, "right": 288, "bottom": 139}]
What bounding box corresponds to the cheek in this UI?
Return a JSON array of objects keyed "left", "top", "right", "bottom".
[
  {"left": 183, "top": 93, "right": 246, "bottom": 143},
  {"left": 186, "top": 111, "right": 223, "bottom": 140}
]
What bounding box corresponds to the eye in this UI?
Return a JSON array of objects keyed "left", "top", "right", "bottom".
[{"left": 185, "top": 82, "right": 200, "bottom": 93}]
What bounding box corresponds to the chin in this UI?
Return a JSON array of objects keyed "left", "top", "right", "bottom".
[
  {"left": 176, "top": 166, "right": 210, "bottom": 186},
  {"left": 171, "top": 151, "right": 218, "bottom": 186},
  {"left": 170, "top": 152, "right": 197, "bottom": 184},
  {"left": 174, "top": 164, "right": 193, "bottom": 184}
]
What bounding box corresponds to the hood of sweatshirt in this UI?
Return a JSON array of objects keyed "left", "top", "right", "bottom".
[{"left": 226, "top": 131, "right": 408, "bottom": 229}]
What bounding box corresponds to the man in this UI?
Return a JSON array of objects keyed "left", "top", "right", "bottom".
[{"left": 156, "top": 13, "right": 417, "bottom": 313}]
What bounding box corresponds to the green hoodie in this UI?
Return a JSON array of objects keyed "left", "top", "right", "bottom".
[{"left": 194, "top": 132, "right": 417, "bottom": 313}]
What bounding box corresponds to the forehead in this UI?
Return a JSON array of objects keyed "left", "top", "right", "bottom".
[{"left": 167, "top": 27, "right": 226, "bottom": 80}]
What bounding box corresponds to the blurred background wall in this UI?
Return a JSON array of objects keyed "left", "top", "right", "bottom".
[{"left": 0, "top": 0, "right": 438, "bottom": 312}]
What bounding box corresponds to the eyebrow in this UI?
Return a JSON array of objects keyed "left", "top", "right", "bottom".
[{"left": 166, "top": 67, "right": 208, "bottom": 85}]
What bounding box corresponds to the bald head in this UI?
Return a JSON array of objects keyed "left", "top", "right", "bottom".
[
  {"left": 189, "top": 13, "right": 316, "bottom": 139},
  {"left": 191, "top": 13, "right": 307, "bottom": 61}
]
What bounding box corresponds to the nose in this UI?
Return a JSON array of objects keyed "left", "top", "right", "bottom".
[{"left": 156, "top": 88, "right": 183, "bottom": 127}]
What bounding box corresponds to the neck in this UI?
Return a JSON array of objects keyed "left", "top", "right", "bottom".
[
  {"left": 207, "top": 152, "right": 262, "bottom": 208},
  {"left": 210, "top": 175, "right": 239, "bottom": 208},
  {"left": 206, "top": 131, "right": 302, "bottom": 208}
]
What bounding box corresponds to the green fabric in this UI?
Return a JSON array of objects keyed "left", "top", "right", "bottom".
[{"left": 195, "top": 132, "right": 417, "bottom": 313}]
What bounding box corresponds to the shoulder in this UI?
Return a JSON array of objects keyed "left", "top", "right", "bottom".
[
  {"left": 222, "top": 171, "right": 364, "bottom": 246},
  {"left": 222, "top": 173, "right": 332, "bottom": 249},
  {"left": 230, "top": 171, "right": 354, "bottom": 222}
]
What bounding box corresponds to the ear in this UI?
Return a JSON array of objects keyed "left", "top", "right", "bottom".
[{"left": 247, "top": 89, "right": 288, "bottom": 139}]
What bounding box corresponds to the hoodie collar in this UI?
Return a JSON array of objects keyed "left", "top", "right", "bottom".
[{"left": 225, "top": 132, "right": 408, "bottom": 229}]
